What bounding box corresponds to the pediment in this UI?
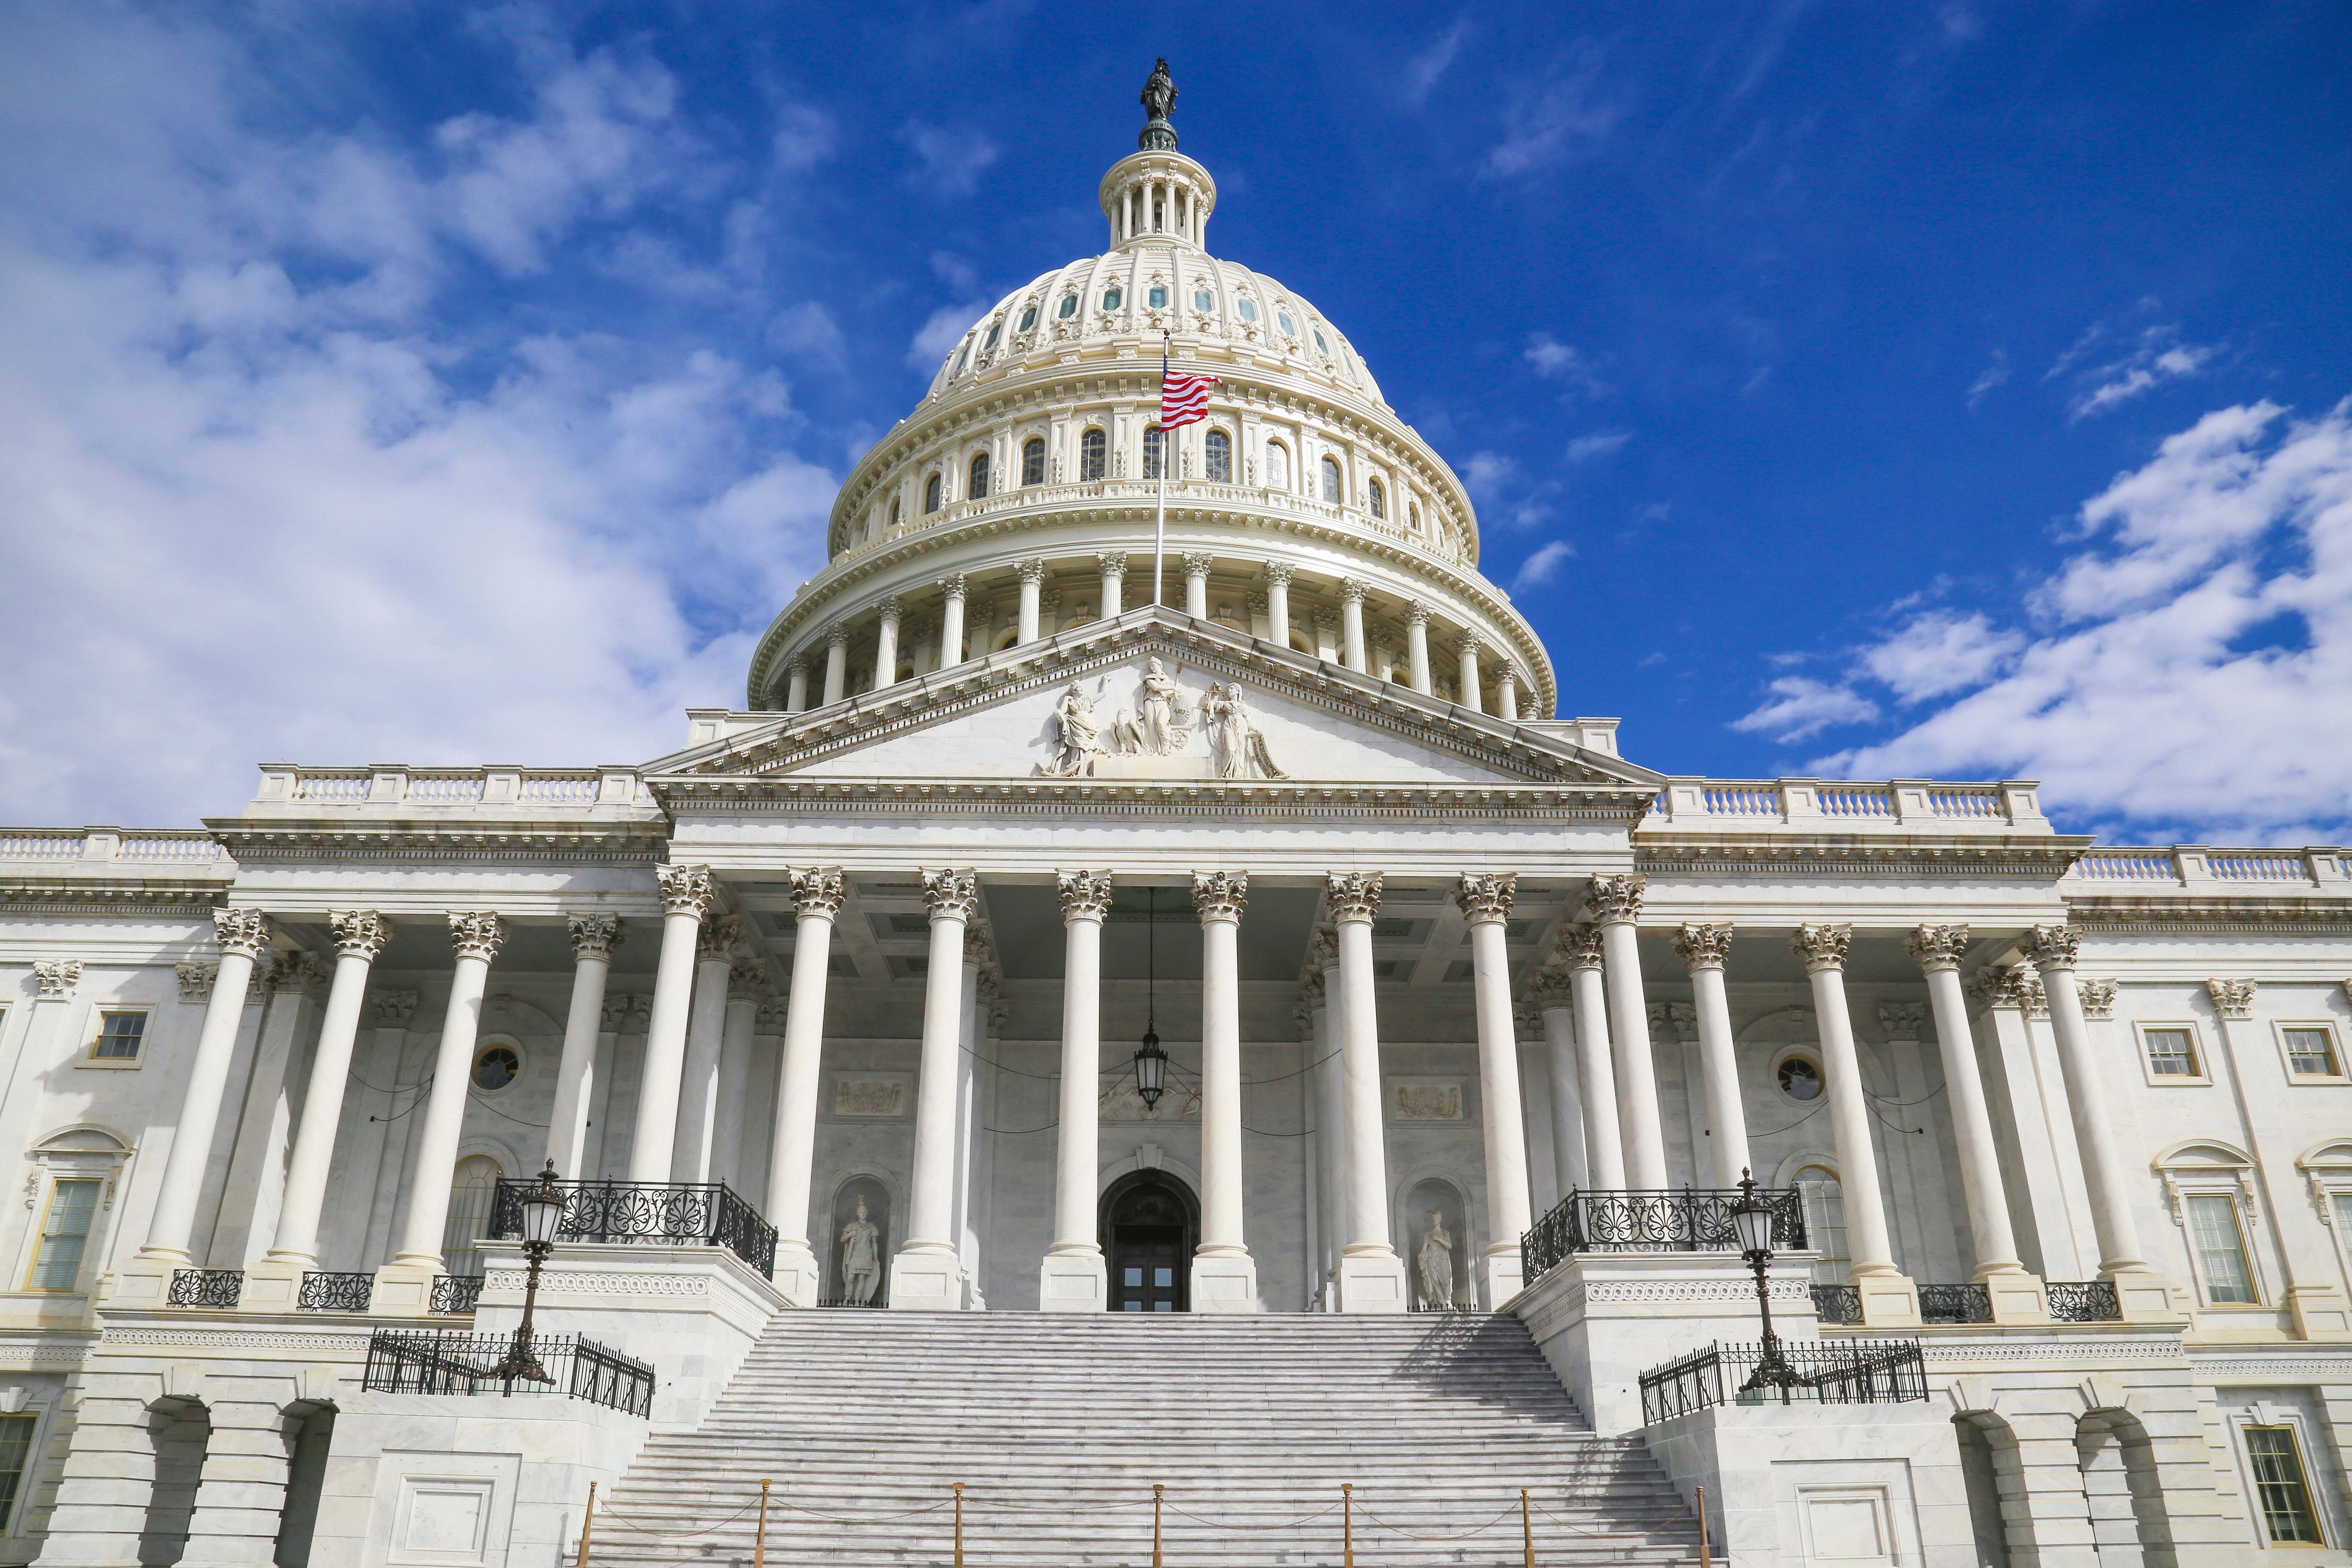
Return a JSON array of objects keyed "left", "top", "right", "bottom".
[{"left": 646, "top": 609, "right": 1660, "bottom": 798}]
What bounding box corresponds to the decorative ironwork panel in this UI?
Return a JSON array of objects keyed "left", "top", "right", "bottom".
[
  {"left": 487, "top": 1179, "right": 778, "bottom": 1279},
  {"left": 362, "top": 1329, "right": 653, "bottom": 1418},
  {"left": 431, "top": 1274, "right": 486, "bottom": 1315},
  {"left": 1639, "top": 1338, "right": 1927, "bottom": 1423},
  {"left": 815, "top": 1296, "right": 888, "bottom": 1310},
  {"left": 1522, "top": 1188, "right": 1807, "bottom": 1280},
  {"left": 2045, "top": 1280, "right": 2121, "bottom": 1322},
  {"left": 1917, "top": 1283, "right": 1993, "bottom": 1326},
  {"left": 1810, "top": 1284, "right": 1862, "bottom": 1325},
  {"left": 297, "top": 1272, "right": 375, "bottom": 1312},
  {"left": 167, "top": 1269, "right": 243, "bottom": 1309}
]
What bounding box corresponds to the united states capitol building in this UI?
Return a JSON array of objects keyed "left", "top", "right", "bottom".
[{"left": 2, "top": 64, "right": 2347, "bottom": 1568}]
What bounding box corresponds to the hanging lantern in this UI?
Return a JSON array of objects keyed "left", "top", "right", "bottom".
[{"left": 1133, "top": 1029, "right": 1168, "bottom": 1108}]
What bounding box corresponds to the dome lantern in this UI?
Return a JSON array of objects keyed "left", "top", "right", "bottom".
[{"left": 1100, "top": 60, "right": 1215, "bottom": 252}]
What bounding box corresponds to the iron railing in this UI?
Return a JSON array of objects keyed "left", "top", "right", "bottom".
[
  {"left": 2046, "top": 1280, "right": 2121, "bottom": 1322},
  {"left": 815, "top": 1295, "right": 888, "bottom": 1310},
  {"left": 1918, "top": 1283, "right": 1993, "bottom": 1325},
  {"left": 1522, "top": 1188, "right": 1807, "bottom": 1279},
  {"left": 1640, "top": 1338, "right": 1929, "bottom": 1424},
  {"left": 297, "top": 1272, "right": 375, "bottom": 1312},
  {"left": 431, "top": 1274, "right": 486, "bottom": 1315},
  {"left": 489, "top": 1179, "right": 778, "bottom": 1279},
  {"left": 168, "top": 1269, "right": 244, "bottom": 1308},
  {"left": 363, "top": 1329, "right": 654, "bottom": 1417},
  {"left": 1810, "top": 1284, "right": 1862, "bottom": 1324}
]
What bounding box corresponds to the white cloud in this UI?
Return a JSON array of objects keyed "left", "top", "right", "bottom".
[
  {"left": 1404, "top": 18, "right": 1471, "bottom": 108},
  {"left": 1819, "top": 399, "right": 2352, "bottom": 840},
  {"left": 1461, "top": 450, "right": 1520, "bottom": 503},
  {"left": 906, "top": 301, "right": 986, "bottom": 372},
  {"left": 1966, "top": 348, "right": 2008, "bottom": 410},
  {"left": 900, "top": 121, "right": 998, "bottom": 196},
  {"left": 1731, "top": 678, "right": 1881, "bottom": 743},
  {"left": 1483, "top": 54, "right": 1620, "bottom": 178},
  {"left": 1566, "top": 429, "right": 1632, "bottom": 463},
  {"left": 1510, "top": 540, "right": 1574, "bottom": 595},
  {"left": 772, "top": 104, "right": 836, "bottom": 173},
  {"left": 1524, "top": 334, "right": 1611, "bottom": 399},
  {"left": 2047, "top": 310, "right": 2220, "bottom": 422},
  {"left": 1855, "top": 612, "right": 2023, "bottom": 701}
]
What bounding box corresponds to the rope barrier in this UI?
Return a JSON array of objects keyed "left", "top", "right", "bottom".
[{"left": 1356, "top": 1495, "right": 1525, "bottom": 1540}]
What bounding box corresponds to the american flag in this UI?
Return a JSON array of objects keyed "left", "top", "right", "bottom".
[{"left": 1159, "top": 365, "right": 1222, "bottom": 428}]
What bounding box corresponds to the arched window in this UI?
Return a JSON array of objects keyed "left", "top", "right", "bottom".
[
  {"left": 1142, "top": 425, "right": 1165, "bottom": 481},
  {"left": 1320, "top": 455, "right": 1342, "bottom": 504},
  {"left": 1204, "top": 429, "right": 1231, "bottom": 483},
  {"left": 968, "top": 451, "right": 990, "bottom": 500},
  {"left": 923, "top": 473, "right": 942, "bottom": 513},
  {"left": 1080, "top": 428, "right": 1107, "bottom": 481},
  {"left": 1408, "top": 501, "right": 1421, "bottom": 532},
  {"left": 1265, "top": 441, "right": 1290, "bottom": 491},
  {"left": 1022, "top": 437, "right": 1045, "bottom": 487},
  {"left": 1794, "top": 1164, "right": 1848, "bottom": 1285},
  {"left": 1368, "top": 478, "right": 1386, "bottom": 519},
  {"left": 888, "top": 498, "right": 901, "bottom": 531}
]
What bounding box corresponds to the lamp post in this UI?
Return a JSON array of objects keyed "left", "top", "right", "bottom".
[
  {"left": 493, "top": 1159, "right": 570, "bottom": 1384},
  {"left": 1731, "top": 1169, "right": 1798, "bottom": 1398}
]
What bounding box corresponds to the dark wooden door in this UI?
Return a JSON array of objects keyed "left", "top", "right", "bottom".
[{"left": 1111, "top": 1225, "right": 1185, "bottom": 1311}]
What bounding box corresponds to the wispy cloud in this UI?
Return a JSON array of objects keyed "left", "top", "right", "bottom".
[
  {"left": 2047, "top": 305, "right": 2220, "bottom": 421},
  {"left": 900, "top": 120, "right": 998, "bottom": 196},
  {"left": 1566, "top": 429, "right": 1632, "bottom": 463},
  {"left": 1511, "top": 539, "right": 1575, "bottom": 594},
  {"left": 1482, "top": 51, "right": 1620, "bottom": 178},
  {"left": 1404, "top": 17, "right": 1472, "bottom": 108},
  {"left": 1731, "top": 677, "right": 1880, "bottom": 742},
  {"left": 1966, "top": 348, "right": 2008, "bottom": 410},
  {"left": 1523, "top": 334, "right": 1612, "bottom": 399},
  {"left": 772, "top": 103, "right": 837, "bottom": 173}
]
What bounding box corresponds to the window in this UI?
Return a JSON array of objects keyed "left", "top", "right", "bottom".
[
  {"left": 27, "top": 1177, "right": 99, "bottom": 1291},
  {"left": 90, "top": 1011, "right": 146, "bottom": 1062},
  {"left": 968, "top": 451, "right": 990, "bottom": 500},
  {"left": 1143, "top": 426, "right": 1165, "bottom": 481},
  {"left": 1204, "top": 429, "right": 1231, "bottom": 482},
  {"left": 1795, "top": 1166, "right": 1849, "bottom": 1285},
  {"left": 923, "top": 473, "right": 942, "bottom": 513},
  {"left": 1319, "top": 455, "right": 1342, "bottom": 503},
  {"left": 1148, "top": 285, "right": 1167, "bottom": 309},
  {"left": 2281, "top": 1024, "right": 2343, "bottom": 1077},
  {"left": 1080, "top": 428, "right": 1106, "bottom": 481},
  {"left": 1314, "top": 328, "right": 1330, "bottom": 354},
  {"left": 471, "top": 1043, "right": 521, "bottom": 1093},
  {"left": 1236, "top": 297, "right": 1258, "bottom": 323},
  {"left": 983, "top": 321, "right": 1001, "bottom": 350},
  {"left": 0, "top": 1412, "right": 34, "bottom": 1533},
  {"left": 1022, "top": 437, "right": 1045, "bottom": 487},
  {"left": 2334, "top": 1191, "right": 2352, "bottom": 1270},
  {"left": 1193, "top": 288, "right": 1212, "bottom": 312},
  {"left": 1058, "top": 294, "right": 1078, "bottom": 319},
  {"left": 1019, "top": 304, "right": 1037, "bottom": 331},
  {"left": 2142, "top": 1024, "right": 2200, "bottom": 1077},
  {"left": 1278, "top": 309, "right": 1297, "bottom": 336},
  {"left": 2244, "top": 1427, "right": 2324, "bottom": 1544},
  {"left": 2185, "top": 1192, "right": 2259, "bottom": 1303},
  {"left": 1265, "top": 442, "right": 1289, "bottom": 490},
  {"left": 1409, "top": 501, "right": 1422, "bottom": 531},
  {"left": 953, "top": 341, "right": 971, "bottom": 375},
  {"left": 1777, "top": 1055, "right": 1823, "bottom": 1102},
  {"left": 1102, "top": 286, "right": 1122, "bottom": 311},
  {"left": 1368, "top": 478, "right": 1385, "bottom": 519}
]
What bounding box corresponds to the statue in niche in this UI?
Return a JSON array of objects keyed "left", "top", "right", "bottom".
[
  {"left": 1416, "top": 1211, "right": 1456, "bottom": 1311},
  {"left": 1038, "top": 681, "right": 1106, "bottom": 777},
  {"left": 839, "top": 1197, "right": 882, "bottom": 1305},
  {"left": 1202, "top": 683, "right": 1287, "bottom": 779}
]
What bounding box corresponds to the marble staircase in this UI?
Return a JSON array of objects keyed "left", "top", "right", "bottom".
[{"left": 593, "top": 1311, "right": 1705, "bottom": 1567}]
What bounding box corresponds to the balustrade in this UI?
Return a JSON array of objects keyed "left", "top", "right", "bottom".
[
  {"left": 1521, "top": 1188, "right": 1807, "bottom": 1280},
  {"left": 1639, "top": 1338, "right": 1926, "bottom": 1422},
  {"left": 2044, "top": 1280, "right": 2121, "bottom": 1322},
  {"left": 488, "top": 1177, "right": 778, "bottom": 1279},
  {"left": 431, "top": 1274, "right": 486, "bottom": 1315},
  {"left": 297, "top": 1272, "right": 376, "bottom": 1312},
  {"left": 363, "top": 1329, "right": 653, "bottom": 1417},
  {"left": 168, "top": 1269, "right": 245, "bottom": 1309},
  {"left": 1915, "top": 1283, "right": 1993, "bottom": 1325}
]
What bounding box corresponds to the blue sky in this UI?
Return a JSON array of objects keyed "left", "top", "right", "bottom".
[{"left": 3, "top": 2, "right": 2348, "bottom": 843}]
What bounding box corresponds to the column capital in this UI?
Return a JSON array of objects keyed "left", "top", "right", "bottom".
[
  {"left": 266, "top": 951, "right": 330, "bottom": 995},
  {"left": 33, "top": 959, "right": 81, "bottom": 1001},
  {"left": 374, "top": 990, "right": 420, "bottom": 1026},
  {"left": 1017, "top": 557, "right": 1049, "bottom": 585},
  {"left": 1972, "top": 964, "right": 2046, "bottom": 1017},
  {"left": 921, "top": 867, "right": 980, "bottom": 922},
  {"left": 1096, "top": 551, "right": 1128, "bottom": 577},
  {"left": 1455, "top": 629, "right": 1485, "bottom": 656},
  {"left": 330, "top": 910, "right": 392, "bottom": 962},
  {"left": 1244, "top": 591, "right": 1269, "bottom": 615},
  {"left": 657, "top": 863, "right": 717, "bottom": 919},
  {"left": 447, "top": 911, "right": 505, "bottom": 963},
  {"left": 1453, "top": 873, "right": 1515, "bottom": 925},
  {"left": 175, "top": 962, "right": 218, "bottom": 1001},
  {"left": 1562, "top": 923, "right": 1607, "bottom": 970},
  {"left": 1338, "top": 576, "right": 1369, "bottom": 605},
  {"left": 695, "top": 913, "right": 742, "bottom": 962},
  {"left": 876, "top": 593, "right": 903, "bottom": 621},
  {"left": 824, "top": 619, "right": 851, "bottom": 648},
  {"left": 902, "top": 614, "right": 932, "bottom": 644},
  {"left": 1308, "top": 925, "right": 1339, "bottom": 971},
  {"left": 1877, "top": 1001, "right": 1927, "bottom": 1042},
  {"left": 1055, "top": 870, "right": 1113, "bottom": 922},
  {"left": 788, "top": 866, "right": 847, "bottom": 920},
  {"left": 2078, "top": 978, "right": 2118, "bottom": 1019},
  {"left": 1905, "top": 923, "right": 1971, "bottom": 974},
  {"left": 784, "top": 652, "right": 808, "bottom": 677},
  {"left": 1182, "top": 551, "right": 1215, "bottom": 578},
  {"left": 1788, "top": 922, "right": 1852, "bottom": 974},
  {"left": 601, "top": 992, "right": 649, "bottom": 1031},
  {"left": 1525, "top": 959, "right": 1574, "bottom": 1009},
  {"left": 1671, "top": 922, "right": 1733, "bottom": 971},
  {"left": 2204, "top": 977, "right": 2256, "bottom": 1020},
  {"left": 1312, "top": 605, "right": 1339, "bottom": 633},
  {"left": 1325, "top": 871, "right": 1383, "bottom": 925},
  {"left": 728, "top": 954, "right": 769, "bottom": 999},
  {"left": 2021, "top": 923, "right": 2081, "bottom": 971},
  {"left": 962, "top": 920, "right": 996, "bottom": 970},
  {"left": 1262, "top": 560, "right": 1294, "bottom": 588},
  {"left": 1192, "top": 870, "right": 1249, "bottom": 924},
  {"left": 213, "top": 906, "right": 273, "bottom": 959},
  {"left": 937, "top": 572, "right": 967, "bottom": 600},
  {"left": 568, "top": 913, "right": 624, "bottom": 961},
  {"left": 1403, "top": 600, "right": 1431, "bottom": 626},
  {"left": 1584, "top": 873, "right": 1645, "bottom": 926}
]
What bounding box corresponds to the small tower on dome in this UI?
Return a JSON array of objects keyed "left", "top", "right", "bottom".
[{"left": 1100, "top": 58, "right": 1216, "bottom": 251}]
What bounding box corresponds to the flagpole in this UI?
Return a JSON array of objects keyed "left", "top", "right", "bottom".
[{"left": 1153, "top": 331, "right": 1169, "bottom": 607}]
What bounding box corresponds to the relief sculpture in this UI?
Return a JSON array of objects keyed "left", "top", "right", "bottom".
[{"left": 1035, "top": 660, "right": 1284, "bottom": 778}]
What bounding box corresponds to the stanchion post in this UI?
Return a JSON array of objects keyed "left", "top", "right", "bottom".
[
  {"left": 1697, "top": 1482, "right": 1711, "bottom": 1568},
  {"left": 1522, "top": 1488, "right": 1534, "bottom": 1568},
  {"left": 754, "top": 1479, "right": 771, "bottom": 1568},
  {"left": 576, "top": 1480, "right": 596, "bottom": 1568},
  {"left": 1342, "top": 1482, "right": 1354, "bottom": 1568},
  {"left": 1153, "top": 1482, "right": 1164, "bottom": 1568},
  {"left": 953, "top": 1481, "right": 965, "bottom": 1568}
]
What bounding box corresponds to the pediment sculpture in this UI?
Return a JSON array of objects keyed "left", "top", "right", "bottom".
[{"left": 1037, "top": 658, "right": 1286, "bottom": 779}]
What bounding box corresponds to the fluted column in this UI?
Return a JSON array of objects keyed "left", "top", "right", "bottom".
[
  {"left": 386, "top": 913, "right": 505, "bottom": 1282},
  {"left": 784, "top": 656, "right": 809, "bottom": 714},
  {"left": 1908, "top": 926, "right": 2046, "bottom": 1319},
  {"left": 1041, "top": 871, "right": 1111, "bottom": 1310},
  {"left": 547, "top": 916, "right": 621, "bottom": 1177},
  {"left": 872, "top": 595, "right": 903, "bottom": 689},
  {"left": 1264, "top": 562, "right": 1293, "bottom": 648},
  {"left": 937, "top": 574, "right": 967, "bottom": 668},
  {"left": 631, "top": 865, "right": 714, "bottom": 1183},
  {"left": 671, "top": 915, "right": 738, "bottom": 1183},
  {"left": 1458, "top": 875, "right": 1533, "bottom": 1305},
  {"left": 1495, "top": 668, "right": 1520, "bottom": 722},
  {"left": 712, "top": 956, "right": 764, "bottom": 1191},
  {"left": 764, "top": 867, "right": 842, "bottom": 1305},
  {"left": 1588, "top": 876, "right": 1666, "bottom": 1188},
  {"left": 1527, "top": 968, "right": 1586, "bottom": 1196},
  {"left": 1338, "top": 579, "right": 1369, "bottom": 671},
  {"left": 1791, "top": 923, "right": 1919, "bottom": 1325},
  {"left": 1313, "top": 929, "right": 1347, "bottom": 1304},
  {"left": 822, "top": 622, "right": 849, "bottom": 705},
  {"left": 1455, "top": 632, "right": 1485, "bottom": 713},
  {"left": 1097, "top": 552, "right": 1127, "bottom": 619},
  {"left": 892, "top": 868, "right": 979, "bottom": 1308},
  {"left": 1561, "top": 927, "right": 1626, "bottom": 1189},
  {"left": 1403, "top": 604, "right": 1433, "bottom": 694},
  {"left": 1017, "top": 559, "right": 1045, "bottom": 643},
  {"left": 1673, "top": 923, "right": 1749, "bottom": 1189},
  {"left": 1329, "top": 873, "right": 1408, "bottom": 1311},
  {"left": 1183, "top": 552, "right": 1214, "bottom": 619},
  {"left": 1193, "top": 872, "right": 1258, "bottom": 1310}
]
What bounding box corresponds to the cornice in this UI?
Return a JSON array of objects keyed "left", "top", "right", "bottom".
[
  {"left": 206, "top": 817, "right": 672, "bottom": 866},
  {"left": 656, "top": 774, "right": 1640, "bottom": 822},
  {"left": 2064, "top": 895, "right": 2352, "bottom": 934},
  {"left": 1635, "top": 832, "right": 2092, "bottom": 878},
  {"left": 0, "top": 881, "right": 228, "bottom": 916}
]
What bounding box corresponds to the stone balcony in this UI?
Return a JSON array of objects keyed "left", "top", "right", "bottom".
[
  {"left": 1642, "top": 777, "right": 2051, "bottom": 836},
  {"left": 240, "top": 763, "right": 656, "bottom": 820}
]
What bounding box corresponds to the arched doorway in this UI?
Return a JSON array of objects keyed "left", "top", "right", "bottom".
[{"left": 1099, "top": 1170, "right": 1198, "bottom": 1312}]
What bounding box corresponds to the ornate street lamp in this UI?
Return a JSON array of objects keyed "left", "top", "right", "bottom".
[
  {"left": 1132, "top": 886, "right": 1167, "bottom": 1109},
  {"left": 493, "top": 1160, "right": 570, "bottom": 1384},
  {"left": 1731, "top": 1169, "right": 1800, "bottom": 1399}
]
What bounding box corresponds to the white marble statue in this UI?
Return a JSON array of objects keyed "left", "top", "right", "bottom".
[
  {"left": 1134, "top": 658, "right": 1196, "bottom": 755},
  {"left": 1038, "top": 681, "right": 1104, "bottom": 776},
  {"left": 840, "top": 1197, "right": 882, "bottom": 1305},
  {"left": 1203, "top": 683, "right": 1286, "bottom": 779},
  {"left": 1416, "top": 1211, "right": 1455, "bottom": 1310}
]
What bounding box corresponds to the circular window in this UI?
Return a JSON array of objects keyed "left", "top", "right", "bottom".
[
  {"left": 1058, "top": 294, "right": 1078, "bottom": 319},
  {"left": 1236, "top": 297, "right": 1258, "bottom": 322},
  {"left": 1102, "top": 287, "right": 1123, "bottom": 310},
  {"left": 1193, "top": 288, "right": 1213, "bottom": 312},
  {"left": 1019, "top": 305, "right": 1038, "bottom": 331},
  {"left": 1277, "top": 310, "right": 1297, "bottom": 336},
  {"left": 472, "top": 1044, "right": 521, "bottom": 1093},
  {"left": 1776, "top": 1055, "right": 1823, "bottom": 1102},
  {"left": 1147, "top": 285, "right": 1168, "bottom": 309}
]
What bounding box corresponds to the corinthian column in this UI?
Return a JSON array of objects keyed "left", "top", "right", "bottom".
[
  {"left": 1098, "top": 552, "right": 1127, "bottom": 618},
  {"left": 1182, "top": 552, "right": 1214, "bottom": 619},
  {"left": 1455, "top": 632, "right": 1485, "bottom": 713},
  {"left": 1561, "top": 927, "right": 1625, "bottom": 1189},
  {"left": 632, "top": 865, "right": 714, "bottom": 1182},
  {"left": 378, "top": 913, "right": 506, "bottom": 1303},
  {"left": 1329, "top": 872, "right": 1408, "bottom": 1311},
  {"left": 671, "top": 915, "right": 739, "bottom": 1183},
  {"left": 937, "top": 574, "right": 968, "bottom": 668},
  {"left": 1403, "top": 603, "right": 1433, "bottom": 694},
  {"left": 1528, "top": 964, "right": 1585, "bottom": 1192},
  {"left": 1790, "top": 923, "right": 1920, "bottom": 1326},
  {"left": 1458, "top": 874, "right": 1533, "bottom": 1305},
  {"left": 1588, "top": 876, "right": 1667, "bottom": 1188},
  {"left": 765, "top": 867, "right": 842, "bottom": 1306},
  {"left": 784, "top": 656, "right": 809, "bottom": 714},
  {"left": 822, "top": 622, "right": 850, "bottom": 705},
  {"left": 1041, "top": 871, "right": 1111, "bottom": 1311},
  {"left": 1338, "top": 579, "right": 1369, "bottom": 672},
  {"left": 1672, "top": 923, "right": 1749, "bottom": 1189},
  {"left": 891, "top": 868, "right": 979, "bottom": 1309},
  {"left": 1263, "top": 562, "right": 1293, "bottom": 648},
  {"left": 1193, "top": 872, "right": 1259, "bottom": 1311},
  {"left": 872, "top": 595, "right": 903, "bottom": 690},
  {"left": 548, "top": 916, "right": 622, "bottom": 1177},
  {"left": 1017, "top": 559, "right": 1046, "bottom": 643}
]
